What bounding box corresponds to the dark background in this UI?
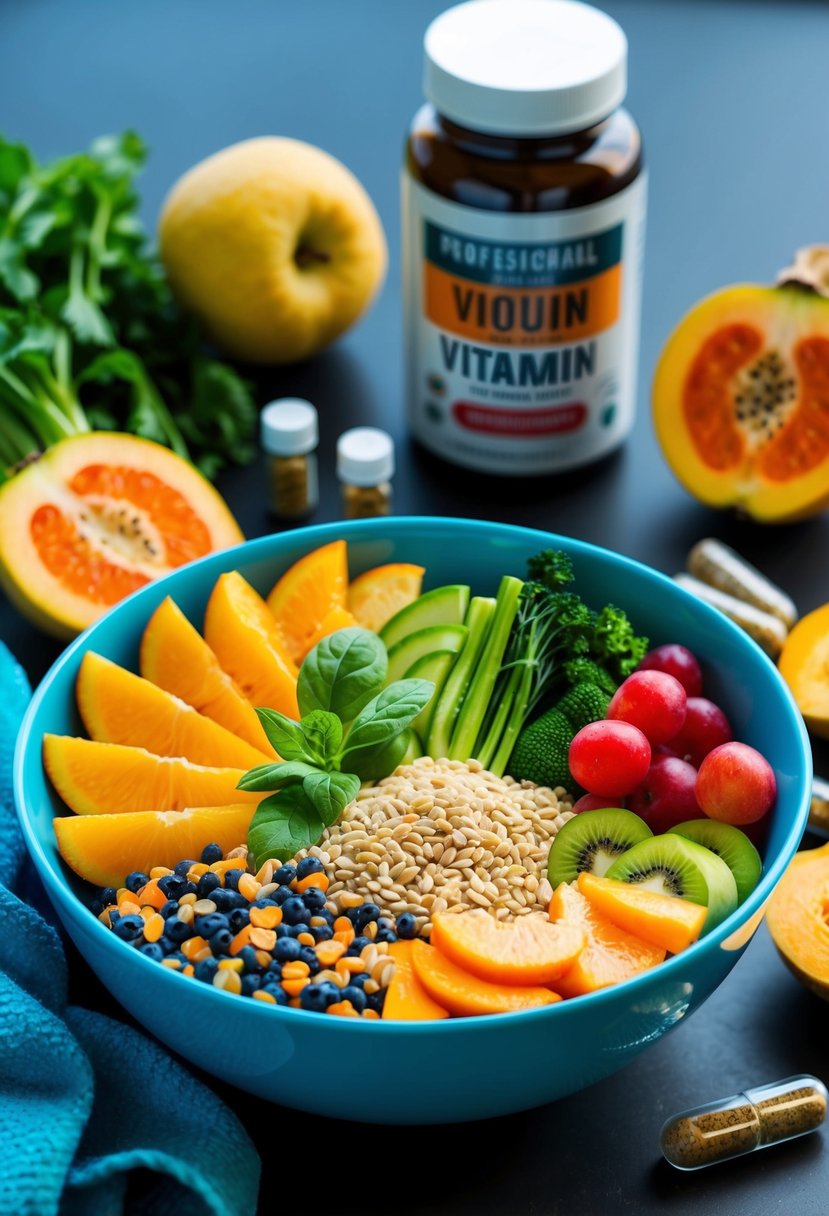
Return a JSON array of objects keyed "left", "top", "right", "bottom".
[{"left": 2, "top": 0, "right": 829, "bottom": 1212}]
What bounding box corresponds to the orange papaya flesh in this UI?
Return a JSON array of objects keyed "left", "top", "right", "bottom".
[
  {"left": 765, "top": 842, "right": 829, "bottom": 1001},
  {"left": 653, "top": 285, "right": 829, "bottom": 522},
  {"left": 778, "top": 602, "right": 829, "bottom": 740}
]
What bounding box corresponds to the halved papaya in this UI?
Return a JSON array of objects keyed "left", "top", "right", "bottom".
[
  {"left": 777, "top": 602, "right": 829, "bottom": 740},
  {"left": 653, "top": 274, "right": 829, "bottom": 522},
  {"left": 766, "top": 841, "right": 829, "bottom": 1001},
  {"left": 0, "top": 433, "right": 243, "bottom": 638}
]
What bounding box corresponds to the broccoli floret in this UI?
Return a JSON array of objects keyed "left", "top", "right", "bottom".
[
  {"left": 508, "top": 708, "right": 575, "bottom": 791},
  {"left": 563, "top": 657, "right": 618, "bottom": 697},
  {"left": 557, "top": 682, "right": 611, "bottom": 731},
  {"left": 590, "top": 605, "right": 649, "bottom": 680}
]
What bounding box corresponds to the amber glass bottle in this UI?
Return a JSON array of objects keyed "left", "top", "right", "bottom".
[{"left": 403, "top": 0, "right": 646, "bottom": 476}]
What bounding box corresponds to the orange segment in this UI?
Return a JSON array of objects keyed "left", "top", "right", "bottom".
[
  {"left": 410, "top": 939, "right": 561, "bottom": 1016},
  {"left": 383, "top": 940, "right": 449, "bottom": 1020},
  {"left": 204, "top": 571, "right": 298, "bottom": 718},
  {"left": 431, "top": 910, "right": 584, "bottom": 986},
  {"left": 577, "top": 871, "right": 707, "bottom": 954},
  {"left": 140, "top": 597, "right": 274, "bottom": 755},
  {"left": 303, "top": 605, "right": 357, "bottom": 654},
  {"left": 76, "top": 652, "right": 271, "bottom": 770},
  {"left": 54, "top": 804, "right": 255, "bottom": 888},
  {"left": 265, "top": 539, "right": 348, "bottom": 664},
  {"left": 43, "top": 735, "right": 260, "bottom": 815},
  {"left": 347, "top": 563, "right": 425, "bottom": 632},
  {"left": 548, "top": 881, "right": 666, "bottom": 998}
]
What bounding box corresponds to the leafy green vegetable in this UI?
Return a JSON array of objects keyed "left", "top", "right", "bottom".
[
  {"left": 242, "top": 628, "right": 433, "bottom": 865},
  {"left": 0, "top": 131, "right": 255, "bottom": 481}
]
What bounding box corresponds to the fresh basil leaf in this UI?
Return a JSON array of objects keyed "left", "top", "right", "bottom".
[
  {"left": 255, "top": 708, "right": 318, "bottom": 762},
  {"left": 347, "top": 729, "right": 412, "bottom": 783},
  {"left": 302, "top": 770, "right": 360, "bottom": 827},
  {"left": 341, "top": 679, "right": 434, "bottom": 758},
  {"left": 247, "top": 787, "right": 324, "bottom": 868},
  {"left": 237, "top": 760, "right": 319, "bottom": 792},
  {"left": 300, "top": 709, "right": 343, "bottom": 764},
  {"left": 297, "top": 627, "right": 387, "bottom": 722}
]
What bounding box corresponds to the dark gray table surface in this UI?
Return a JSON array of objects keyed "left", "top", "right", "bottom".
[{"left": 2, "top": 1, "right": 829, "bottom": 1212}]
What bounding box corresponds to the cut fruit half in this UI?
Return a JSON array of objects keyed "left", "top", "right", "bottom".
[
  {"left": 0, "top": 432, "right": 243, "bottom": 638},
  {"left": 266, "top": 539, "right": 348, "bottom": 664},
  {"left": 43, "top": 735, "right": 260, "bottom": 815},
  {"left": 383, "top": 940, "right": 450, "bottom": 1020},
  {"left": 778, "top": 602, "right": 829, "bottom": 740},
  {"left": 547, "top": 808, "right": 653, "bottom": 888},
  {"left": 605, "top": 834, "right": 738, "bottom": 933},
  {"left": 76, "top": 652, "right": 271, "bottom": 770},
  {"left": 204, "top": 571, "right": 299, "bottom": 719},
  {"left": 431, "top": 909, "right": 584, "bottom": 985},
  {"left": 140, "top": 597, "right": 274, "bottom": 755},
  {"left": 54, "top": 803, "right": 256, "bottom": 888},
  {"left": 668, "top": 819, "right": 762, "bottom": 904},
  {"left": 347, "top": 563, "right": 425, "bottom": 632},
  {"left": 766, "top": 841, "right": 829, "bottom": 1001},
  {"left": 410, "top": 939, "right": 560, "bottom": 1016},
  {"left": 576, "top": 871, "right": 707, "bottom": 954}
]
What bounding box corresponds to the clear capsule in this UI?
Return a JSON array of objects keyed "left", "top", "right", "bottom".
[
  {"left": 660, "top": 1074, "right": 827, "bottom": 1171},
  {"left": 673, "top": 573, "right": 789, "bottom": 658},
  {"left": 686, "top": 538, "right": 798, "bottom": 629}
]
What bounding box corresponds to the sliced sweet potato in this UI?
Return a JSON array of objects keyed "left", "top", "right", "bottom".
[
  {"left": 410, "top": 940, "right": 561, "bottom": 1016},
  {"left": 431, "top": 909, "right": 584, "bottom": 985}
]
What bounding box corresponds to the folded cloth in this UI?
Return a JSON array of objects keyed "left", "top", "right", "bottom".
[{"left": 0, "top": 643, "right": 261, "bottom": 1216}]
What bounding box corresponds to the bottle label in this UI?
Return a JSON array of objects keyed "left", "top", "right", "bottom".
[{"left": 402, "top": 173, "right": 647, "bottom": 474}]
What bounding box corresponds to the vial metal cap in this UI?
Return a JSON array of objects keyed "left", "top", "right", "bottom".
[
  {"left": 424, "top": 0, "right": 627, "bottom": 137},
  {"left": 260, "top": 398, "right": 319, "bottom": 456},
  {"left": 337, "top": 427, "right": 395, "bottom": 487}
]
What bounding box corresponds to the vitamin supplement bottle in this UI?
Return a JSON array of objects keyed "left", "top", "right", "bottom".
[
  {"left": 403, "top": 0, "right": 646, "bottom": 476},
  {"left": 337, "top": 427, "right": 395, "bottom": 518},
  {"left": 260, "top": 398, "right": 319, "bottom": 518}
]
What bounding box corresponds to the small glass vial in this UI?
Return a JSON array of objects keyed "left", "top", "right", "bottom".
[
  {"left": 660, "top": 1075, "right": 828, "bottom": 1171},
  {"left": 260, "top": 398, "right": 319, "bottom": 519},
  {"left": 337, "top": 427, "right": 394, "bottom": 519}
]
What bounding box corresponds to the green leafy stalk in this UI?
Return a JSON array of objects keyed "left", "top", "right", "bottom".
[{"left": 426, "top": 596, "right": 496, "bottom": 760}]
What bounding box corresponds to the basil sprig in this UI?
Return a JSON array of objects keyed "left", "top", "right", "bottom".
[{"left": 241, "top": 628, "right": 433, "bottom": 866}]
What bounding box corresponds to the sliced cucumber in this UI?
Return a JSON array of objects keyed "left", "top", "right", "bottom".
[
  {"left": 379, "top": 584, "right": 470, "bottom": 650},
  {"left": 406, "top": 649, "right": 459, "bottom": 738},
  {"left": 386, "top": 624, "right": 467, "bottom": 685}
]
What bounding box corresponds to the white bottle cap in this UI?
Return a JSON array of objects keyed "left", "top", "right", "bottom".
[
  {"left": 260, "top": 398, "right": 318, "bottom": 456},
  {"left": 337, "top": 427, "right": 395, "bottom": 487},
  {"left": 424, "top": 0, "right": 627, "bottom": 136}
]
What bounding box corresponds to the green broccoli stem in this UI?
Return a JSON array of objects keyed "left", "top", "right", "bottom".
[
  {"left": 489, "top": 657, "right": 535, "bottom": 778},
  {"left": 426, "top": 596, "right": 496, "bottom": 760},
  {"left": 448, "top": 575, "right": 523, "bottom": 761}
]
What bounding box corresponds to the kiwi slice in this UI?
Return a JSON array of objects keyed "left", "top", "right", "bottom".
[
  {"left": 668, "top": 820, "right": 762, "bottom": 905},
  {"left": 606, "top": 835, "right": 739, "bottom": 933},
  {"left": 547, "top": 809, "right": 653, "bottom": 888}
]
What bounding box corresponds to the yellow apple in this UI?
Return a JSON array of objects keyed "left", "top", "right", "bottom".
[{"left": 158, "top": 137, "right": 387, "bottom": 365}]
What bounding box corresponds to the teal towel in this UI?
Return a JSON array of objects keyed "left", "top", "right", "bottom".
[{"left": 0, "top": 642, "right": 261, "bottom": 1216}]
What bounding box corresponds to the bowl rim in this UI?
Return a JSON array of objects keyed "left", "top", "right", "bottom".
[{"left": 14, "top": 514, "right": 814, "bottom": 1032}]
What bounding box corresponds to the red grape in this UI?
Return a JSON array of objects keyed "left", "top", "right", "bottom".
[
  {"left": 570, "top": 792, "right": 627, "bottom": 814},
  {"left": 608, "top": 670, "right": 687, "bottom": 745},
  {"left": 695, "top": 742, "right": 776, "bottom": 825},
  {"left": 569, "top": 721, "right": 651, "bottom": 797},
  {"left": 637, "top": 643, "right": 703, "bottom": 697},
  {"left": 667, "top": 697, "right": 733, "bottom": 766},
  {"left": 627, "top": 755, "right": 700, "bottom": 833}
]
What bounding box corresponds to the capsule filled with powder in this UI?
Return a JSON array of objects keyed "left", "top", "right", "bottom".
[{"left": 661, "top": 1075, "right": 827, "bottom": 1171}]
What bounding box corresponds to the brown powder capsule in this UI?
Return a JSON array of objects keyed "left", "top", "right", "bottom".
[{"left": 661, "top": 1075, "right": 827, "bottom": 1171}]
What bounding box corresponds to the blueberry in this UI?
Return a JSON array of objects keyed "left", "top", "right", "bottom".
[
  {"left": 354, "top": 901, "right": 381, "bottom": 931},
  {"left": 113, "top": 914, "right": 144, "bottom": 942},
  {"left": 281, "top": 896, "right": 307, "bottom": 925},
  {"left": 212, "top": 888, "right": 246, "bottom": 912},
  {"left": 201, "top": 842, "right": 223, "bottom": 865},
  {"left": 300, "top": 983, "right": 333, "bottom": 1012},
  {"left": 345, "top": 971, "right": 370, "bottom": 989},
  {"left": 375, "top": 929, "right": 398, "bottom": 944},
  {"left": 158, "top": 874, "right": 187, "bottom": 900},
  {"left": 340, "top": 985, "right": 368, "bottom": 1012},
  {"left": 348, "top": 935, "right": 371, "bottom": 956},
  {"left": 377, "top": 916, "right": 395, "bottom": 932},
  {"left": 160, "top": 899, "right": 179, "bottom": 920},
  {"left": 264, "top": 962, "right": 283, "bottom": 983},
  {"left": 298, "top": 946, "right": 320, "bottom": 974},
  {"left": 367, "top": 990, "right": 386, "bottom": 1014},
  {"left": 224, "top": 868, "right": 245, "bottom": 891},
  {"left": 125, "top": 871, "right": 149, "bottom": 894},
  {"left": 251, "top": 898, "right": 278, "bottom": 910},
  {"left": 194, "top": 957, "right": 219, "bottom": 983},
  {"left": 273, "top": 864, "right": 296, "bottom": 886},
  {"left": 312, "top": 924, "right": 333, "bottom": 943},
  {"left": 99, "top": 886, "right": 117, "bottom": 906},
  {"left": 197, "top": 872, "right": 221, "bottom": 899},
  {"left": 287, "top": 922, "right": 310, "bottom": 939},
  {"left": 273, "top": 937, "right": 301, "bottom": 963},
  {"left": 260, "top": 984, "right": 289, "bottom": 1005},
  {"left": 273, "top": 886, "right": 292, "bottom": 906},
  {"left": 396, "top": 913, "right": 418, "bottom": 940},
  {"left": 241, "top": 973, "right": 262, "bottom": 996},
  {"left": 174, "top": 859, "right": 197, "bottom": 878},
  {"left": 165, "top": 951, "right": 187, "bottom": 969},
  {"left": 228, "top": 907, "right": 250, "bottom": 933},
  {"left": 302, "top": 887, "right": 327, "bottom": 913},
  {"left": 209, "top": 928, "right": 234, "bottom": 956},
  {"left": 237, "top": 945, "right": 260, "bottom": 973},
  {"left": 139, "top": 942, "right": 165, "bottom": 961},
  {"left": 164, "top": 917, "right": 194, "bottom": 944},
  {"left": 275, "top": 924, "right": 292, "bottom": 938},
  {"left": 196, "top": 912, "right": 228, "bottom": 938},
  {"left": 296, "top": 857, "right": 324, "bottom": 881}
]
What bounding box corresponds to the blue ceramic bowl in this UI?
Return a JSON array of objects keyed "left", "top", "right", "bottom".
[{"left": 14, "top": 518, "right": 811, "bottom": 1123}]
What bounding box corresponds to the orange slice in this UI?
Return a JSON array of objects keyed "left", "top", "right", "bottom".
[
  {"left": 431, "top": 910, "right": 585, "bottom": 985},
  {"left": 140, "top": 596, "right": 274, "bottom": 755},
  {"left": 76, "top": 652, "right": 271, "bottom": 770},
  {"left": 577, "top": 871, "right": 707, "bottom": 954},
  {"left": 204, "top": 571, "right": 299, "bottom": 718},
  {"left": 43, "top": 735, "right": 261, "bottom": 815},
  {"left": 383, "top": 940, "right": 449, "bottom": 1020},
  {"left": 265, "top": 539, "right": 348, "bottom": 664},
  {"left": 54, "top": 804, "right": 255, "bottom": 888},
  {"left": 548, "top": 881, "right": 666, "bottom": 998},
  {"left": 347, "top": 563, "right": 425, "bottom": 632},
  {"left": 410, "top": 939, "right": 561, "bottom": 1016}
]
